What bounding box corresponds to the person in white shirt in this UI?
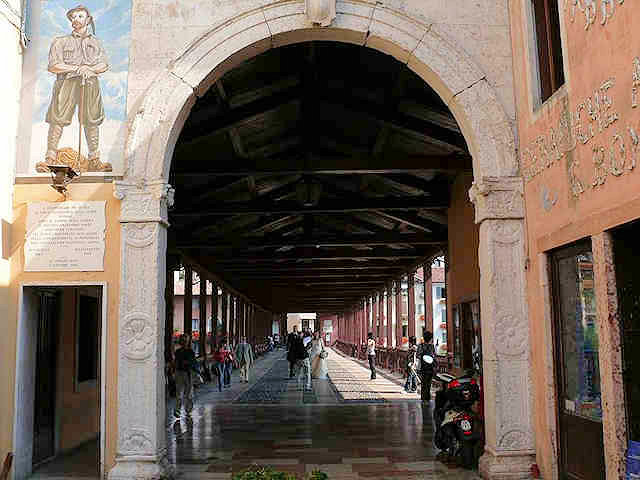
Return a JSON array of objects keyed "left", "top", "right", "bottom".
[{"left": 366, "top": 332, "right": 377, "bottom": 380}]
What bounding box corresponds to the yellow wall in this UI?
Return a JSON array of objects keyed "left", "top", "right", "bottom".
[
  {"left": 56, "top": 287, "right": 100, "bottom": 452},
  {"left": 1, "top": 183, "right": 120, "bottom": 472},
  {"left": 0, "top": 1, "right": 23, "bottom": 466}
]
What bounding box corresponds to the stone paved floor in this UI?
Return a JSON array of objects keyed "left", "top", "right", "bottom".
[{"left": 168, "top": 348, "right": 481, "bottom": 479}]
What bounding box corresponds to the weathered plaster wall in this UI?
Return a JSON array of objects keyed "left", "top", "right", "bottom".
[
  {"left": 509, "top": 0, "right": 639, "bottom": 477},
  {"left": 0, "top": 0, "right": 23, "bottom": 468},
  {"left": 2, "top": 184, "right": 121, "bottom": 472}
]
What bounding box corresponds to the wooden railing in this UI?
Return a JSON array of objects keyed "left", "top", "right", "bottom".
[{"left": 334, "top": 341, "right": 456, "bottom": 377}]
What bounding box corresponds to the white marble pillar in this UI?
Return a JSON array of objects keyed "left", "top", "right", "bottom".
[
  {"left": 109, "top": 180, "right": 175, "bottom": 480},
  {"left": 470, "top": 177, "right": 536, "bottom": 479}
]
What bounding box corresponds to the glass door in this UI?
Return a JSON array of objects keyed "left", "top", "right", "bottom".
[{"left": 551, "top": 242, "right": 605, "bottom": 480}]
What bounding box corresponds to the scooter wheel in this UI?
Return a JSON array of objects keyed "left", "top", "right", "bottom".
[{"left": 460, "top": 443, "right": 475, "bottom": 469}]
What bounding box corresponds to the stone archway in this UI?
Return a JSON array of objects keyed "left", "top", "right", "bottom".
[{"left": 111, "top": 3, "right": 532, "bottom": 479}]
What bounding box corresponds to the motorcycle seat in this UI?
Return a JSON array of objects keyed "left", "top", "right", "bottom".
[{"left": 435, "top": 372, "right": 456, "bottom": 383}]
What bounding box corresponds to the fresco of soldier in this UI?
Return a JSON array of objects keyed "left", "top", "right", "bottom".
[{"left": 36, "top": 5, "right": 112, "bottom": 173}]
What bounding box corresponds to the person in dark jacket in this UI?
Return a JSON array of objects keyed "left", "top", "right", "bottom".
[
  {"left": 173, "top": 334, "right": 197, "bottom": 418},
  {"left": 286, "top": 325, "right": 300, "bottom": 377},
  {"left": 404, "top": 336, "right": 418, "bottom": 393},
  {"left": 416, "top": 331, "right": 437, "bottom": 402}
]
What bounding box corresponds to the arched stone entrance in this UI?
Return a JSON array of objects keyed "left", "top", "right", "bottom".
[{"left": 111, "top": 3, "right": 532, "bottom": 479}]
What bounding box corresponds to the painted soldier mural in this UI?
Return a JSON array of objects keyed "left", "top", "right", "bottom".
[{"left": 35, "top": 5, "right": 112, "bottom": 173}]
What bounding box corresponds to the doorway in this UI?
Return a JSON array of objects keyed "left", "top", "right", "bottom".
[
  {"left": 612, "top": 221, "right": 640, "bottom": 444},
  {"left": 550, "top": 242, "right": 605, "bottom": 480},
  {"left": 14, "top": 285, "right": 106, "bottom": 480}
]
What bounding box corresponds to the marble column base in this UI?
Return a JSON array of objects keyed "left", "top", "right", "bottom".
[
  {"left": 108, "top": 455, "right": 174, "bottom": 480},
  {"left": 479, "top": 450, "right": 536, "bottom": 479}
]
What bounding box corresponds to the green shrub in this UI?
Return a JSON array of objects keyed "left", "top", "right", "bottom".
[{"left": 231, "top": 466, "right": 328, "bottom": 480}]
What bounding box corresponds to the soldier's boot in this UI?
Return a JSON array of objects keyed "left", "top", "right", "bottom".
[
  {"left": 36, "top": 125, "right": 64, "bottom": 172},
  {"left": 84, "top": 125, "right": 112, "bottom": 171},
  {"left": 85, "top": 126, "right": 100, "bottom": 164}
]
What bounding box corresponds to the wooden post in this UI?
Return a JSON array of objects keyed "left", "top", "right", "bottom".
[
  {"left": 199, "top": 274, "right": 207, "bottom": 358},
  {"left": 221, "top": 288, "right": 227, "bottom": 345},
  {"left": 364, "top": 298, "right": 370, "bottom": 341},
  {"left": 386, "top": 283, "right": 393, "bottom": 347},
  {"left": 211, "top": 281, "right": 218, "bottom": 351},
  {"left": 183, "top": 265, "right": 193, "bottom": 335},
  {"left": 372, "top": 294, "right": 378, "bottom": 339},
  {"left": 425, "top": 266, "right": 433, "bottom": 337},
  {"left": 395, "top": 279, "right": 402, "bottom": 348},
  {"left": 408, "top": 272, "right": 416, "bottom": 339},
  {"left": 165, "top": 267, "right": 174, "bottom": 362}
]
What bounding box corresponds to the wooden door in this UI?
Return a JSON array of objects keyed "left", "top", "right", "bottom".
[
  {"left": 551, "top": 243, "right": 605, "bottom": 480},
  {"left": 613, "top": 222, "right": 640, "bottom": 442},
  {"left": 33, "top": 290, "right": 58, "bottom": 466},
  {"left": 460, "top": 303, "right": 474, "bottom": 371}
]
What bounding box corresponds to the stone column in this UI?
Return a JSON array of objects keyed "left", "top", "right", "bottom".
[
  {"left": 110, "top": 180, "right": 174, "bottom": 480},
  {"left": 592, "top": 233, "right": 627, "bottom": 479},
  {"left": 408, "top": 273, "right": 416, "bottom": 339},
  {"left": 469, "top": 177, "right": 535, "bottom": 479}
]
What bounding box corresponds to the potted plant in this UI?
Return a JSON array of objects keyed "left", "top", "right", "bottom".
[{"left": 232, "top": 466, "right": 328, "bottom": 480}]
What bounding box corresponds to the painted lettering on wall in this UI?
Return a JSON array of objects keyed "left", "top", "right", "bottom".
[
  {"left": 523, "top": 59, "right": 640, "bottom": 199},
  {"left": 564, "top": 0, "right": 625, "bottom": 30},
  {"left": 633, "top": 57, "right": 640, "bottom": 109}
]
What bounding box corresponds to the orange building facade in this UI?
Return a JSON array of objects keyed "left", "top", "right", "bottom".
[{"left": 510, "top": 1, "right": 639, "bottom": 478}]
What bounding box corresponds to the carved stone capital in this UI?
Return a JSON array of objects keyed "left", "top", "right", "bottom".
[
  {"left": 469, "top": 176, "right": 524, "bottom": 224},
  {"left": 305, "top": 0, "right": 336, "bottom": 26},
  {"left": 114, "top": 179, "right": 175, "bottom": 225}
]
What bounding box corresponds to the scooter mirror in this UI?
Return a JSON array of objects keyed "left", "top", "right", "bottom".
[{"left": 422, "top": 354, "right": 434, "bottom": 364}]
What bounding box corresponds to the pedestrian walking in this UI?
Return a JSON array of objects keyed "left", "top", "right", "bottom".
[
  {"left": 404, "top": 336, "right": 418, "bottom": 393},
  {"left": 417, "top": 331, "right": 437, "bottom": 402},
  {"left": 286, "top": 325, "right": 300, "bottom": 378},
  {"left": 212, "top": 343, "right": 227, "bottom": 392},
  {"left": 234, "top": 336, "right": 255, "bottom": 383},
  {"left": 223, "top": 341, "right": 233, "bottom": 388},
  {"left": 173, "top": 334, "right": 196, "bottom": 418},
  {"left": 299, "top": 331, "right": 313, "bottom": 391},
  {"left": 367, "top": 332, "right": 377, "bottom": 380}
]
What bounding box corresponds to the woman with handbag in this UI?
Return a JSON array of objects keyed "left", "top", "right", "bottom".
[{"left": 310, "top": 331, "right": 329, "bottom": 379}]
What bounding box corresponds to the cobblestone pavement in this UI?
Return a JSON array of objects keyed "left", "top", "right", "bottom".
[{"left": 167, "top": 348, "right": 481, "bottom": 479}]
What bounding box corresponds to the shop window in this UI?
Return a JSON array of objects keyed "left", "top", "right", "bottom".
[
  {"left": 551, "top": 242, "right": 605, "bottom": 478},
  {"left": 532, "top": 0, "right": 565, "bottom": 102}
]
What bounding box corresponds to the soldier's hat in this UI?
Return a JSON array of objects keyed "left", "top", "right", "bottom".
[
  {"left": 66, "top": 5, "right": 95, "bottom": 33},
  {"left": 66, "top": 5, "right": 91, "bottom": 20}
]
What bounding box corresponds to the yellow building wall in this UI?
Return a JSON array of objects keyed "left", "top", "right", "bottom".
[
  {"left": 56, "top": 287, "right": 100, "bottom": 452},
  {"left": 1, "top": 183, "right": 120, "bottom": 472},
  {"left": 0, "top": 0, "right": 23, "bottom": 467}
]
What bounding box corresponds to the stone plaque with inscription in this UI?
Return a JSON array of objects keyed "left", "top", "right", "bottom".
[{"left": 25, "top": 201, "right": 106, "bottom": 271}]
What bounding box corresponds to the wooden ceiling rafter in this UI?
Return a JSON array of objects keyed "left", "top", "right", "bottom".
[{"left": 168, "top": 41, "right": 468, "bottom": 314}]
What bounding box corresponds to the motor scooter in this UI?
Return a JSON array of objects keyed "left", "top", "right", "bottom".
[{"left": 431, "top": 366, "right": 481, "bottom": 469}]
